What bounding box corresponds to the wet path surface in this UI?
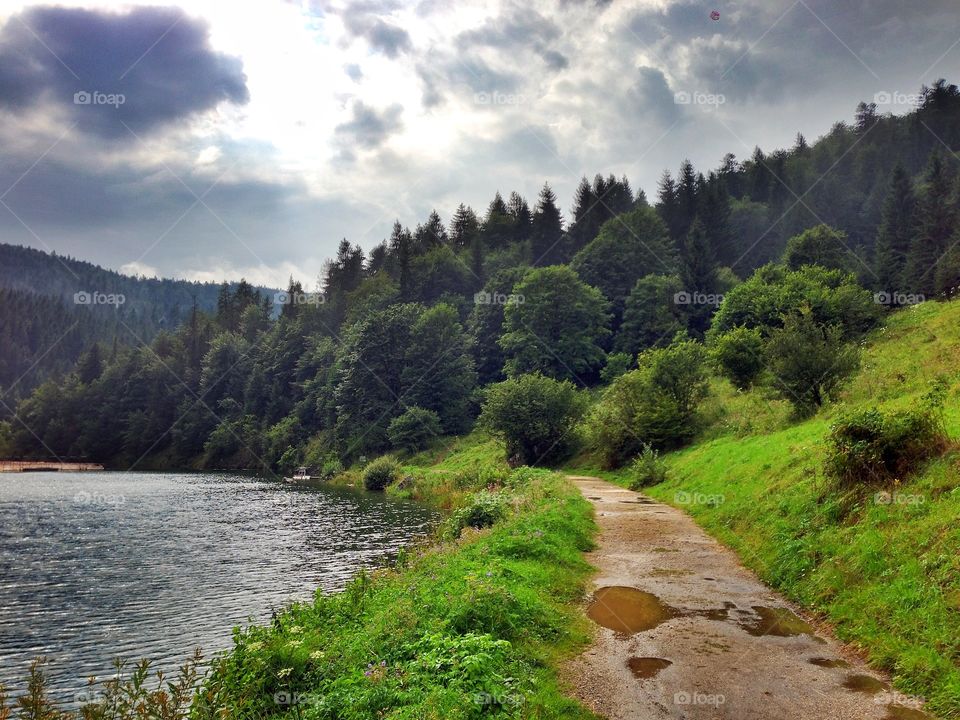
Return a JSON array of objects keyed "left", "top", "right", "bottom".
[{"left": 563, "top": 477, "right": 934, "bottom": 720}]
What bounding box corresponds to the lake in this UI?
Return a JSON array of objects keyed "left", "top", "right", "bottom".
[{"left": 0, "top": 471, "right": 439, "bottom": 703}]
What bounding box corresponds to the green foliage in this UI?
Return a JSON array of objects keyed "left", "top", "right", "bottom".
[
  {"left": 401, "top": 304, "right": 477, "bottom": 434},
  {"left": 362, "top": 456, "right": 401, "bottom": 491},
  {"left": 826, "top": 381, "right": 949, "bottom": 488},
  {"left": 709, "top": 326, "right": 766, "bottom": 389},
  {"left": 782, "top": 224, "right": 853, "bottom": 272},
  {"left": 450, "top": 489, "right": 510, "bottom": 536},
  {"left": 500, "top": 266, "right": 610, "bottom": 382},
  {"left": 467, "top": 268, "right": 530, "bottom": 384},
  {"left": 615, "top": 274, "right": 685, "bottom": 357},
  {"left": 710, "top": 263, "right": 879, "bottom": 339},
  {"left": 628, "top": 444, "right": 669, "bottom": 489},
  {"left": 387, "top": 406, "right": 442, "bottom": 453},
  {"left": 571, "top": 205, "right": 676, "bottom": 323},
  {"left": 600, "top": 352, "right": 632, "bottom": 383},
  {"left": 585, "top": 336, "right": 709, "bottom": 467},
  {"left": 764, "top": 308, "right": 860, "bottom": 414},
  {"left": 479, "top": 373, "right": 586, "bottom": 466}
]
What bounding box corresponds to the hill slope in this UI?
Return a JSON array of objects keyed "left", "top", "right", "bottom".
[{"left": 581, "top": 300, "right": 960, "bottom": 717}]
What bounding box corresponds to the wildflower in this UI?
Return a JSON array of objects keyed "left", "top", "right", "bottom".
[
  {"left": 289, "top": 625, "right": 304, "bottom": 634},
  {"left": 309, "top": 650, "right": 325, "bottom": 661},
  {"left": 277, "top": 668, "right": 293, "bottom": 679}
]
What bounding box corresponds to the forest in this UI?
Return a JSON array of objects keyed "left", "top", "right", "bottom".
[
  {"left": 0, "top": 244, "right": 278, "bottom": 415},
  {"left": 3, "top": 79, "right": 960, "bottom": 472}
]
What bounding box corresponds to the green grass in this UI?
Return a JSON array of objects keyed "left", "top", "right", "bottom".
[
  {"left": 572, "top": 300, "right": 960, "bottom": 718},
  {"left": 195, "top": 447, "right": 599, "bottom": 719}
]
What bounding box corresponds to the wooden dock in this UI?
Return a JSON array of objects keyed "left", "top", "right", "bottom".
[{"left": 0, "top": 460, "right": 104, "bottom": 472}]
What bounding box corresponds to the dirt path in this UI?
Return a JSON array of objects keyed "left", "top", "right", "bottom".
[{"left": 563, "top": 476, "right": 933, "bottom": 720}]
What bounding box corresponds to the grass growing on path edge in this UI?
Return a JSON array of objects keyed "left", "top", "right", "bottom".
[{"left": 195, "top": 462, "right": 600, "bottom": 719}]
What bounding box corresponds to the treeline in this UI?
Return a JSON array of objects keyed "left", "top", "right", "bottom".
[
  {"left": 0, "top": 244, "right": 279, "bottom": 411},
  {"left": 3, "top": 80, "right": 960, "bottom": 469}
]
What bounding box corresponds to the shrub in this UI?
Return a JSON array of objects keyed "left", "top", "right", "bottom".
[
  {"left": 387, "top": 407, "right": 442, "bottom": 452},
  {"left": 629, "top": 445, "right": 669, "bottom": 489},
  {"left": 710, "top": 325, "right": 765, "bottom": 389},
  {"left": 362, "top": 456, "right": 401, "bottom": 491},
  {"left": 450, "top": 490, "right": 510, "bottom": 535},
  {"left": 765, "top": 308, "right": 860, "bottom": 415},
  {"left": 585, "top": 336, "right": 709, "bottom": 468},
  {"left": 826, "top": 381, "right": 949, "bottom": 488},
  {"left": 479, "top": 373, "right": 586, "bottom": 466}
]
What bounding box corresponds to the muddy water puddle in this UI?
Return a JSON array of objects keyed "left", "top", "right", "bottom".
[
  {"left": 587, "top": 586, "right": 678, "bottom": 633},
  {"left": 843, "top": 673, "right": 887, "bottom": 693},
  {"left": 627, "top": 656, "right": 672, "bottom": 679},
  {"left": 738, "top": 605, "right": 820, "bottom": 638}
]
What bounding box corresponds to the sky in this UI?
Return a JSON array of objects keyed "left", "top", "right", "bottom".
[{"left": 0, "top": 0, "right": 958, "bottom": 289}]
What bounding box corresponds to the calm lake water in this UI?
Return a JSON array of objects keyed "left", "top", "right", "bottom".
[{"left": 0, "top": 471, "right": 439, "bottom": 703}]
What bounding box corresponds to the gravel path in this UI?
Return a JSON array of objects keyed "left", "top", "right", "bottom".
[{"left": 562, "top": 476, "right": 934, "bottom": 720}]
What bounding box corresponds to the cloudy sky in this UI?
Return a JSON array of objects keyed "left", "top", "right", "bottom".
[{"left": 0, "top": 0, "right": 958, "bottom": 288}]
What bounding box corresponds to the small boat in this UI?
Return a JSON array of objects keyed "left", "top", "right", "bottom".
[{"left": 284, "top": 466, "right": 312, "bottom": 483}]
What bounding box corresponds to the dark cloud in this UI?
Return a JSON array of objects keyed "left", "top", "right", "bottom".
[
  {"left": 0, "top": 6, "right": 248, "bottom": 139},
  {"left": 628, "top": 66, "right": 682, "bottom": 126},
  {"left": 335, "top": 101, "right": 403, "bottom": 150},
  {"left": 340, "top": 1, "right": 412, "bottom": 57},
  {"left": 456, "top": 4, "right": 568, "bottom": 71}
]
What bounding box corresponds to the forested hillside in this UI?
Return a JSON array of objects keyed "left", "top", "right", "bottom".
[
  {"left": 3, "top": 80, "right": 960, "bottom": 468},
  {"left": 0, "top": 244, "right": 279, "bottom": 415}
]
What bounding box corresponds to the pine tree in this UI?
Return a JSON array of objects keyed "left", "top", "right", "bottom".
[
  {"left": 678, "top": 219, "right": 720, "bottom": 337},
  {"left": 77, "top": 344, "right": 103, "bottom": 384},
  {"left": 530, "top": 183, "right": 564, "bottom": 266},
  {"left": 907, "top": 154, "right": 955, "bottom": 295},
  {"left": 567, "top": 177, "right": 598, "bottom": 255},
  {"left": 450, "top": 204, "right": 479, "bottom": 249},
  {"left": 656, "top": 170, "right": 682, "bottom": 239},
  {"left": 698, "top": 174, "right": 734, "bottom": 267},
  {"left": 507, "top": 192, "right": 532, "bottom": 244},
  {"left": 415, "top": 210, "right": 448, "bottom": 251},
  {"left": 677, "top": 160, "right": 698, "bottom": 239},
  {"left": 388, "top": 221, "right": 413, "bottom": 300},
  {"left": 874, "top": 165, "right": 916, "bottom": 293}
]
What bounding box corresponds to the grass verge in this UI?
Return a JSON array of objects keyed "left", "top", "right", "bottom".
[{"left": 194, "top": 452, "right": 598, "bottom": 719}]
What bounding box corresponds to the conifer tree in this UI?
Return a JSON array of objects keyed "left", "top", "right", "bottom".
[{"left": 875, "top": 165, "right": 916, "bottom": 292}]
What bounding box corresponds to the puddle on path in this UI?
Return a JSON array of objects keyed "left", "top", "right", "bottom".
[
  {"left": 885, "top": 707, "right": 931, "bottom": 719},
  {"left": 587, "top": 586, "right": 678, "bottom": 634},
  {"left": 809, "top": 657, "right": 850, "bottom": 669},
  {"left": 738, "top": 606, "right": 819, "bottom": 637},
  {"left": 627, "top": 657, "right": 672, "bottom": 679},
  {"left": 843, "top": 673, "right": 888, "bottom": 693}
]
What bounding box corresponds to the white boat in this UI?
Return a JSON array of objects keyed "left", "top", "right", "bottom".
[{"left": 284, "top": 466, "right": 312, "bottom": 483}]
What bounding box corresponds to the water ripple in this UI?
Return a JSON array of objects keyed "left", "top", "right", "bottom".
[{"left": 0, "top": 471, "right": 439, "bottom": 703}]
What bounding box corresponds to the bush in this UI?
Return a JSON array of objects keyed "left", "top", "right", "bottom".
[
  {"left": 765, "top": 308, "right": 859, "bottom": 414},
  {"left": 479, "top": 373, "right": 586, "bottom": 466},
  {"left": 362, "top": 456, "right": 401, "bottom": 491},
  {"left": 450, "top": 490, "right": 510, "bottom": 535},
  {"left": 827, "top": 381, "right": 949, "bottom": 488},
  {"left": 629, "top": 445, "right": 669, "bottom": 489},
  {"left": 710, "top": 326, "right": 765, "bottom": 389},
  {"left": 387, "top": 407, "right": 442, "bottom": 452},
  {"left": 584, "top": 336, "right": 709, "bottom": 467}
]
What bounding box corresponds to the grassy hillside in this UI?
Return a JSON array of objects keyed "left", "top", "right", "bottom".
[{"left": 574, "top": 299, "right": 960, "bottom": 717}]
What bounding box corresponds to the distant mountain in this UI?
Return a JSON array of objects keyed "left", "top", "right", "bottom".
[{"left": 0, "top": 243, "right": 279, "bottom": 412}]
